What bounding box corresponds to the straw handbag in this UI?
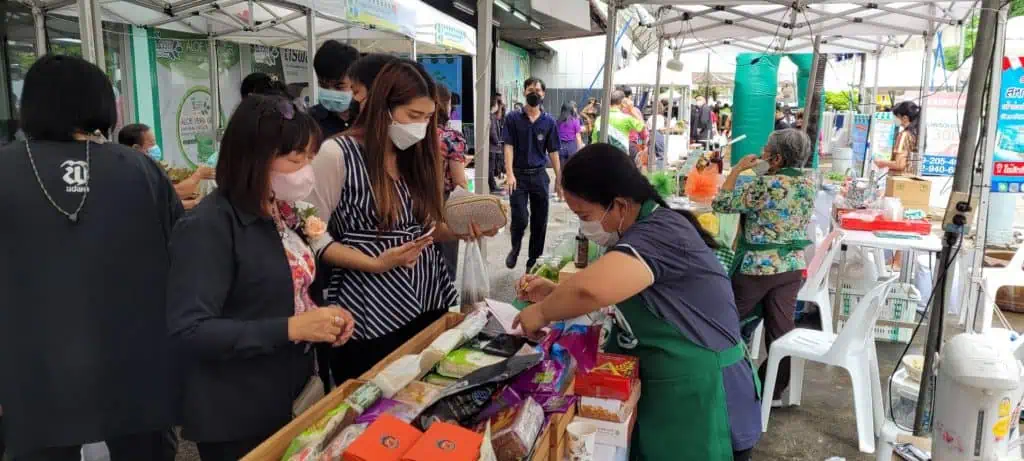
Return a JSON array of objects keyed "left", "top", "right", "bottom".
[{"left": 444, "top": 187, "right": 508, "bottom": 236}]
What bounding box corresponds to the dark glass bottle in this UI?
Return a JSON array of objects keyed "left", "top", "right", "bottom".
[{"left": 574, "top": 228, "right": 589, "bottom": 269}]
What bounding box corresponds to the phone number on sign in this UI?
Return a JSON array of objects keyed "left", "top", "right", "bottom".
[{"left": 922, "top": 156, "right": 956, "bottom": 176}]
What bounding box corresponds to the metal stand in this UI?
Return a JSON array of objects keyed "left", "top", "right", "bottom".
[{"left": 912, "top": 0, "right": 1005, "bottom": 436}]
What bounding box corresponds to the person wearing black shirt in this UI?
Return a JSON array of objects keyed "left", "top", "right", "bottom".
[
  {"left": 309, "top": 40, "right": 360, "bottom": 138},
  {"left": 0, "top": 55, "right": 182, "bottom": 461},
  {"left": 690, "top": 96, "right": 713, "bottom": 142},
  {"left": 503, "top": 77, "right": 562, "bottom": 270}
]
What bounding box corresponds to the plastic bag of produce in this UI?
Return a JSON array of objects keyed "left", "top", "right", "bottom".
[
  {"left": 461, "top": 240, "right": 490, "bottom": 305},
  {"left": 318, "top": 423, "right": 367, "bottom": 461},
  {"left": 282, "top": 403, "right": 356, "bottom": 460},
  {"left": 437, "top": 349, "right": 506, "bottom": 379}
]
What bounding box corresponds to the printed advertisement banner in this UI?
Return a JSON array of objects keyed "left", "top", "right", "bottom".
[
  {"left": 345, "top": 0, "right": 416, "bottom": 38},
  {"left": 994, "top": 57, "right": 1024, "bottom": 193},
  {"left": 916, "top": 91, "right": 964, "bottom": 177},
  {"left": 251, "top": 46, "right": 310, "bottom": 85},
  {"left": 154, "top": 33, "right": 241, "bottom": 168},
  {"left": 419, "top": 55, "right": 463, "bottom": 130},
  {"left": 434, "top": 23, "right": 474, "bottom": 54}
]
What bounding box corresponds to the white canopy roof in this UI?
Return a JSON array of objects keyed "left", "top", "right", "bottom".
[
  {"left": 31, "top": 0, "right": 476, "bottom": 55},
  {"left": 628, "top": 0, "right": 976, "bottom": 55},
  {"left": 614, "top": 53, "right": 693, "bottom": 86}
]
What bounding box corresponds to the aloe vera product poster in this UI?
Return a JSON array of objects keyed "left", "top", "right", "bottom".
[{"left": 154, "top": 33, "right": 240, "bottom": 168}]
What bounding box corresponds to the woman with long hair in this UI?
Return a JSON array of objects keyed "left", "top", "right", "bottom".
[
  {"left": 168, "top": 95, "right": 354, "bottom": 460},
  {"left": 514, "top": 143, "right": 760, "bottom": 461},
  {"left": 308, "top": 60, "right": 496, "bottom": 383},
  {"left": 875, "top": 100, "right": 921, "bottom": 175},
  {"left": 556, "top": 101, "right": 584, "bottom": 165}
]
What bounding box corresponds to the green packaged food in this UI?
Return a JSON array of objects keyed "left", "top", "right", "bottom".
[
  {"left": 280, "top": 402, "right": 353, "bottom": 460},
  {"left": 344, "top": 382, "right": 383, "bottom": 414},
  {"left": 423, "top": 373, "right": 459, "bottom": 387},
  {"left": 437, "top": 348, "right": 506, "bottom": 379}
]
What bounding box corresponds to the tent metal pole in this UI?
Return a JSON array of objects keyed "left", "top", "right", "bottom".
[
  {"left": 857, "top": 53, "right": 867, "bottom": 113},
  {"left": 91, "top": 0, "right": 104, "bottom": 69},
  {"left": 306, "top": 5, "right": 318, "bottom": 105},
  {"left": 77, "top": 0, "right": 96, "bottom": 64},
  {"left": 32, "top": 6, "right": 46, "bottom": 57},
  {"left": 913, "top": 0, "right": 1003, "bottom": 436},
  {"left": 970, "top": 1, "right": 1008, "bottom": 332},
  {"left": 475, "top": 0, "right": 493, "bottom": 194},
  {"left": 411, "top": 38, "right": 417, "bottom": 61},
  {"left": 651, "top": 36, "right": 664, "bottom": 171},
  {"left": 916, "top": 6, "right": 936, "bottom": 176},
  {"left": 599, "top": 0, "right": 618, "bottom": 143},
  {"left": 871, "top": 50, "right": 880, "bottom": 113},
  {"left": 207, "top": 28, "right": 221, "bottom": 152}
]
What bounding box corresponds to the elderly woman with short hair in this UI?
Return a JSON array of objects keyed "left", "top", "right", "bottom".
[{"left": 713, "top": 128, "right": 816, "bottom": 403}]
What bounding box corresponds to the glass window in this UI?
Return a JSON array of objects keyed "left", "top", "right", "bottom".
[{"left": 2, "top": 2, "right": 38, "bottom": 145}]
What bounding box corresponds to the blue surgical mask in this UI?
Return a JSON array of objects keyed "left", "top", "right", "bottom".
[
  {"left": 319, "top": 88, "right": 353, "bottom": 113},
  {"left": 146, "top": 145, "right": 163, "bottom": 161}
]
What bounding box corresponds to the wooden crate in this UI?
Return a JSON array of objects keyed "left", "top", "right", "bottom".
[
  {"left": 242, "top": 379, "right": 364, "bottom": 461},
  {"left": 358, "top": 312, "right": 465, "bottom": 381},
  {"left": 245, "top": 312, "right": 572, "bottom": 461}
]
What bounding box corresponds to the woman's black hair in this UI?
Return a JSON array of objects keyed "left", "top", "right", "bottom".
[
  {"left": 118, "top": 123, "right": 151, "bottom": 147},
  {"left": 21, "top": 55, "right": 117, "bottom": 142},
  {"left": 347, "top": 53, "right": 399, "bottom": 88},
  {"left": 562, "top": 143, "right": 718, "bottom": 249},
  {"left": 558, "top": 101, "right": 577, "bottom": 124},
  {"left": 217, "top": 95, "right": 322, "bottom": 217},
  {"left": 892, "top": 100, "right": 921, "bottom": 137}
]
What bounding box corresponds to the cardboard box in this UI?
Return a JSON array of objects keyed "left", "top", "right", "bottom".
[
  {"left": 343, "top": 414, "right": 422, "bottom": 461},
  {"left": 575, "top": 353, "right": 639, "bottom": 401},
  {"left": 595, "top": 443, "right": 629, "bottom": 461},
  {"left": 401, "top": 422, "right": 481, "bottom": 461},
  {"left": 579, "top": 381, "right": 641, "bottom": 423},
  {"left": 558, "top": 264, "right": 581, "bottom": 283},
  {"left": 572, "top": 410, "right": 637, "bottom": 449},
  {"left": 885, "top": 176, "right": 932, "bottom": 211}
]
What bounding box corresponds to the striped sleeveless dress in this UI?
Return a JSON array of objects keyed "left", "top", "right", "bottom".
[{"left": 323, "top": 136, "right": 458, "bottom": 340}]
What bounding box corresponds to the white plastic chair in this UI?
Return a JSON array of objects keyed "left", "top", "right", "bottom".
[
  {"left": 750, "top": 231, "right": 843, "bottom": 361},
  {"left": 761, "top": 279, "right": 896, "bottom": 454},
  {"left": 978, "top": 245, "right": 1024, "bottom": 333}
]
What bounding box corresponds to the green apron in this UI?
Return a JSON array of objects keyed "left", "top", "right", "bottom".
[{"left": 608, "top": 201, "right": 760, "bottom": 461}]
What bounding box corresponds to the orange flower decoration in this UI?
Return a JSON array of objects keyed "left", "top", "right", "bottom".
[{"left": 304, "top": 215, "right": 327, "bottom": 239}]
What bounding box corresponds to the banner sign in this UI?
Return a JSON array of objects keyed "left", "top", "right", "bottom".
[
  {"left": 346, "top": 0, "right": 416, "bottom": 38},
  {"left": 918, "top": 91, "right": 964, "bottom": 176},
  {"left": 993, "top": 57, "right": 1024, "bottom": 193},
  {"left": 434, "top": 23, "right": 473, "bottom": 54}
]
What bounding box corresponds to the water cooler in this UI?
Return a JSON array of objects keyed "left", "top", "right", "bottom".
[{"left": 932, "top": 333, "right": 1024, "bottom": 460}]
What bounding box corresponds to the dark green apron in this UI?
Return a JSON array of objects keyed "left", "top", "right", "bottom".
[{"left": 609, "top": 201, "right": 760, "bottom": 461}]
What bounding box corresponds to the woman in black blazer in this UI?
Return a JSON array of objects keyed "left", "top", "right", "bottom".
[{"left": 167, "top": 95, "right": 355, "bottom": 460}]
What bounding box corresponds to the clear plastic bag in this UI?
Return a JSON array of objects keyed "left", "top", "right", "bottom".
[{"left": 461, "top": 240, "right": 490, "bottom": 305}]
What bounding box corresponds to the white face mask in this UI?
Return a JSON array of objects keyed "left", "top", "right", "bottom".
[
  {"left": 581, "top": 204, "right": 621, "bottom": 247},
  {"left": 270, "top": 164, "right": 315, "bottom": 202},
  {"left": 388, "top": 113, "right": 429, "bottom": 150}
]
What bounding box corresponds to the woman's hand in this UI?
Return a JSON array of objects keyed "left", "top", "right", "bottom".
[
  {"left": 195, "top": 165, "right": 216, "bottom": 180},
  {"left": 376, "top": 239, "right": 432, "bottom": 272},
  {"left": 874, "top": 158, "right": 888, "bottom": 168},
  {"left": 734, "top": 154, "right": 760, "bottom": 172},
  {"left": 513, "top": 304, "right": 548, "bottom": 338},
  {"left": 456, "top": 222, "right": 500, "bottom": 241},
  {"left": 517, "top": 274, "right": 556, "bottom": 303},
  {"left": 288, "top": 307, "right": 348, "bottom": 343},
  {"left": 329, "top": 305, "right": 356, "bottom": 346}
]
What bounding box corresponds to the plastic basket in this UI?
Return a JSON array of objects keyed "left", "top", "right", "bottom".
[
  {"left": 834, "top": 281, "right": 922, "bottom": 324},
  {"left": 837, "top": 319, "right": 915, "bottom": 344}
]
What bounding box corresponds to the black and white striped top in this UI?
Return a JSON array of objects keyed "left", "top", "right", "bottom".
[{"left": 315, "top": 136, "right": 457, "bottom": 340}]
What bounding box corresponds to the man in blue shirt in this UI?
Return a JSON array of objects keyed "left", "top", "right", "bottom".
[{"left": 503, "top": 77, "right": 561, "bottom": 270}]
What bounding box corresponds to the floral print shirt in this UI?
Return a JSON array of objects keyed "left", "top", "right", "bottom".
[
  {"left": 275, "top": 201, "right": 318, "bottom": 314},
  {"left": 712, "top": 172, "right": 816, "bottom": 276},
  {"left": 439, "top": 126, "right": 467, "bottom": 193}
]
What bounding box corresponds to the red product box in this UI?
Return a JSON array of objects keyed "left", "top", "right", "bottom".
[
  {"left": 343, "top": 414, "right": 422, "bottom": 461},
  {"left": 401, "top": 422, "right": 481, "bottom": 461},
  {"left": 574, "top": 353, "right": 639, "bottom": 401}
]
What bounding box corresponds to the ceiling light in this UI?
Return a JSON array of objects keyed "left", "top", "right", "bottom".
[
  {"left": 452, "top": 1, "right": 474, "bottom": 15},
  {"left": 529, "top": 20, "right": 541, "bottom": 29},
  {"left": 512, "top": 10, "right": 528, "bottom": 22},
  {"left": 666, "top": 48, "right": 683, "bottom": 71},
  {"left": 494, "top": 0, "right": 512, "bottom": 12},
  {"left": 54, "top": 37, "right": 82, "bottom": 44}
]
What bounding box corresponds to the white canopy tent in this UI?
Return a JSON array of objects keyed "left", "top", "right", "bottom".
[{"left": 614, "top": 53, "right": 693, "bottom": 86}]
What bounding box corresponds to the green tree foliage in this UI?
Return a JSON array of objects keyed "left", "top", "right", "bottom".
[{"left": 825, "top": 90, "right": 858, "bottom": 111}]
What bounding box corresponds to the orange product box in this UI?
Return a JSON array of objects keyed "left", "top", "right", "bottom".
[
  {"left": 343, "top": 414, "right": 422, "bottom": 461},
  {"left": 401, "top": 422, "right": 482, "bottom": 461},
  {"left": 575, "top": 353, "right": 639, "bottom": 401}
]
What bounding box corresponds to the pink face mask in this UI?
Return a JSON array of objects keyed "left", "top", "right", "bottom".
[{"left": 270, "top": 164, "right": 315, "bottom": 202}]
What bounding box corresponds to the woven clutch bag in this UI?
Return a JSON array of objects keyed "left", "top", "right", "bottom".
[{"left": 444, "top": 188, "right": 508, "bottom": 236}]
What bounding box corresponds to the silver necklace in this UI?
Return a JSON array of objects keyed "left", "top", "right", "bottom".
[{"left": 25, "top": 140, "right": 90, "bottom": 223}]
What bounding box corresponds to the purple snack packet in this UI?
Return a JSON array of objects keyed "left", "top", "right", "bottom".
[
  {"left": 554, "top": 324, "right": 600, "bottom": 372},
  {"left": 354, "top": 398, "right": 418, "bottom": 424},
  {"left": 509, "top": 359, "right": 567, "bottom": 395},
  {"left": 475, "top": 386, "right": 524, "bottom": 423},
  {"left": 532, "top": 393, "right": 578, "bottom": 414}
]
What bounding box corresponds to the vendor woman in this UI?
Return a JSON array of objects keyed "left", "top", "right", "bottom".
[
  {"left": 514, "top": 143, "right": 761, "bottom": 461},
  {"left": 874, "top": 100, "right": 920, "bottom": 175}
]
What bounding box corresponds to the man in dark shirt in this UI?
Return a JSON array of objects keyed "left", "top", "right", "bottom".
[
  {"left": 308, "top": 40, "right": 360, "bottom": 138},
  {"left": 503, "top": 77, "right": 561, "bottom": 270},
  {"left": 690, "top": 95, "right": 713, "bottom": 142},
  {"left": 488, "top": 98, "right": 506, "bottom": 194}
]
